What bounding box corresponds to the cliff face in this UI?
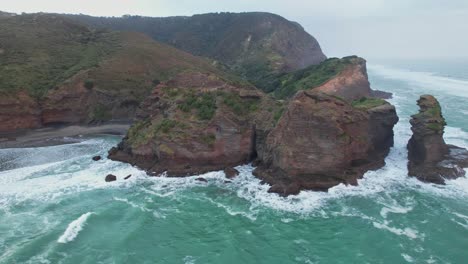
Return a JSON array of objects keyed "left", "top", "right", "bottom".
[
  {"left": 108, "top": 72, "right": 280, "bottom": 175},
  {"left": 253, "top": 91, "right": 398, "bottom": 195},
  {"left": 314, "top": 58, "right": 371, "bottom": 101},
  {"left": 407, "top": 95, "right": 468, "bottom": 183},
  {"left": 0, "top": 92, "right": 41, "bottom": 132},
  {"left": 65, "top": 12, "right": 327, "bottom": 91}
]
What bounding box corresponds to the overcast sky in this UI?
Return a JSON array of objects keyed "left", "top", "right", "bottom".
[{"left": 2, "top": 0, "right": 468, "bottom": 59}]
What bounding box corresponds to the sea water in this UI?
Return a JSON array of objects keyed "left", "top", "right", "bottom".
[{"left": 0, "top": 59, "right": 467, "bottom": 264}]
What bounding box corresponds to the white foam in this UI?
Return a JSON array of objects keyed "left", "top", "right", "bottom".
[
  {"left": 368, "top": 64, "right": 468, "bottom": 98},
  {"left": 372, "top": 221, "right": 420, "bottom": 240},
  {"left": 402, "top": 254, "right": 414, "bottom": 263},
  {"left": 57, "top": 212, "right": 94, "bottom": 243}
]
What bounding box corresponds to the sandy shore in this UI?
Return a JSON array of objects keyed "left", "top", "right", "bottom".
[{"left": 0, "top": 123, "right": 131, "bottom": 149}]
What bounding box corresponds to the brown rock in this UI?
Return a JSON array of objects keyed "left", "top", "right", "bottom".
[
  {"left": 105, "top": 174, "right": 117, "bottom": 182},
  {"left": 0, "top": 91, "right": 42, "bottom": 133},
  {"left": 407, "top": 95, "right": 468, "bottom": 183},
  {"left": 224, "top": 167, "right": 240, "bottom": 179},
  {"left": 108, "top": 72, "right": 278, "bottom": 177},
  {"left": 254, "top": 91, "right": 398, "bottom": 193}
]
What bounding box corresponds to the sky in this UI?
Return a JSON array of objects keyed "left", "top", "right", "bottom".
[{"left": 2, "top": 0, "right": 468, "bottom": 59}]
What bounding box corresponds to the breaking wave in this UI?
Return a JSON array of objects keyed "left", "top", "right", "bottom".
[{"left": 57, "top": 212, "right": 94, "bottom": 243}]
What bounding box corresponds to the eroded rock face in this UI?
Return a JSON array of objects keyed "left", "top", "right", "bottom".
[
  {"left": 0, "top": 91, "right": 42, "bottom": 133},
  {"left": 253, "top": 91, "right": 398, "bottom": 195},
  {"left": 314, "top": 58, "right": 371, "bottom": 101},
  {"left": 407, "top": 95, "right": 468, "bottom": 183},
  {"left": 108, "top": 72, "right": 279, "bottom": 176}
]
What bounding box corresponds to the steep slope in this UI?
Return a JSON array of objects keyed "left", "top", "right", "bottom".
[
  {"left": 0, "top": 13, "right": 241, "bottom": 132},
  {"left": 65, "top": 12, "right": 327, "bottom": 90}
]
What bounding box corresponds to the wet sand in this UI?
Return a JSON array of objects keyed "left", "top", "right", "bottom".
[{"left": 0, "top": 123, "right": 131, "bottom": 149}]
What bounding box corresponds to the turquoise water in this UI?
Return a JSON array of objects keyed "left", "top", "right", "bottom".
[{"left": 1, "top": 61, "right": 467, "bottom": 264}]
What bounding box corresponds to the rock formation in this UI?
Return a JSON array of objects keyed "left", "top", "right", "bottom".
[
  {"left": 407, "top": 95, "right": 468, "bottom": 183},
  {"left": 109, "top": 68, "right": 398, "bottom": 195},
  {"left": 253, "top": 91, "right": 398, "bottom": 195},
  {"left": 108, "top": 72, "right": 279, "bottom": 176}
]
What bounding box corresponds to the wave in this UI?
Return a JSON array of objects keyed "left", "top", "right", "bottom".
[
  {"left": 368, "top": 64, "right": 468, "bottom": 98},
  {"left": 57, "top": 212, "right": 94, "bottom": 243}
]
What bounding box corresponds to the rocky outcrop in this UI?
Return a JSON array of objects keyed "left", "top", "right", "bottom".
[
  {"left": 314, "top": 58, "right": 371, "bottom": 101},
  {"left": 109, "top": 66, "right": 398, "bottom": 196},
  {"left": 108, "top": 72, "right": 279, "bottom": 176},
  {"left": 253, "top": 91, "right": 398, "bottom": 195},
  {"left": 407, "top": 95, "right": 468, "bottom": 183}
]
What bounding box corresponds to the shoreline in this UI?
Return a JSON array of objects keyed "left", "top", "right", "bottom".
[{"left": 0, "top": 122, "right": 131, "bottom": 149}]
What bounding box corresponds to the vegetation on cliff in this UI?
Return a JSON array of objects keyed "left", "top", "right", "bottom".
[
  {"left": 65, "top": 12, "right": 327, "bottom": 91},
  {"left": 272, "top": 56, "right": 359, "bottom": 98},
  {"left": 351, "top": 97, "right": 387, "bottom": 110}
]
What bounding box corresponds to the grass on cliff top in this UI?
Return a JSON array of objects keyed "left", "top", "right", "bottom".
[
  {"left": 351, "top": 97, "right": 387, "bottom": 110},
  {"left": 413, "top": 102, "right": 446, "bottom": 132},
  {"left": 0, "top": 14, "right": 120, "bottom": 98},
  {"left": 272, "top": 56, "right": 359, "bottom": 99}
]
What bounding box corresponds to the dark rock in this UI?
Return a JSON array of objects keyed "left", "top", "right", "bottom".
[
  {"left": 105, "top": 174, "right": 117, "bottom": 182},
  {"left": 195, "top": 177, "right": 208, "bottom": 183},
  {"left": 124, "top": 174, "right": 132, "bottom": 180},
  {"left": 371, "top": 90, "right": 393, "bottom": 99},
  {"left": 224, "top": 180, "right": 232, "bottom": 184},
  {"left": 92, "top": 155, "right": 102, "bottom": 161},
  {"left": 407, "top": 95, "right": 468, "bottom": 183},
  {"left": 268, "top": 183, "right": 301, "bottom": 197},
  {"left": 224, "top": 167, "right": 240, "bottom": 179}
]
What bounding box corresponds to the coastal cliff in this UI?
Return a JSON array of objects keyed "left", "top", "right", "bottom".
[
  {"left": 407, "top": 95, "right": 468, "bottom": 183},
  {"left": 109, "top": 58, "right": 398, "bottom": 195},
  {"left": 253, "top": 92, "right": 398, "bottom": 195},
  {"left": 108, "top": 72, "right": 280, "bottom": 175}
]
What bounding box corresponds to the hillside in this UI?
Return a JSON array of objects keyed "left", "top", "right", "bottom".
[
  {"left": 0, "top": 13, "right": 244, "bottom": 132},
  {"left": 65, "top": 12, "right": 327, "bottom": 91}
]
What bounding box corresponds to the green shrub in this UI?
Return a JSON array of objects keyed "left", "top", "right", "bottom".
[
  {"left": 84, "top": 80, "right": 94, "bottom": 89},
  {"left": 351, "top": 97, "right": 386, "bottom": 110}
]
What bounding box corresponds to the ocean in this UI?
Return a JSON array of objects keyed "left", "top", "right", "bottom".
[{"left": 0, "top": 59, "right": 467, "bottom": 264}]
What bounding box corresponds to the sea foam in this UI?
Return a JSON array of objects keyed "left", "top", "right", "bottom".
[{"left": 57, "top": 212, "right": 94, "bottom": 243}]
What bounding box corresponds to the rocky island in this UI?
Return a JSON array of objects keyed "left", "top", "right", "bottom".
[{"left": 407, "top": 95, "right": 468, "bottom": 184}]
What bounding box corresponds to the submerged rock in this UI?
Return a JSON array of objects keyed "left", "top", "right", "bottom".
[
  {"left": 196, "top": 177, "right": 208, "bottom": 183},
  {"left": 407, "top": 95, "right": 468, "bottom": 183},
  {"left": 92, "top": 155, "right": 102, "bottom": 161},
  {"left": 224, "top": 167, "right": 240, "bottom": 179},
  {"left": 105, "top": 174, "right": 117, "bottom": 182},
  {"left": 124, "top": 174, "right": 132, "bottom": 180}
]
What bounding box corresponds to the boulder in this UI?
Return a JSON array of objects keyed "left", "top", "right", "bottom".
[
  {"left": 407, "top": 95, "right": 468, "bottom": 183},
  {"left": 92, "top": 156, "right": 102, "bottom": 161},
  {"left": 224, "top": 167, "right": 240, "bottom": 179},
  {"left": 105, "top": 174, "right": 117, "bottom": 182},
  {"left": 196, "top": 177, "right": 208, "bottom": 183}
]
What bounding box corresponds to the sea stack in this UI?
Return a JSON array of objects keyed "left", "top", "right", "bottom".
[{"left": 407, "top": 95, "right": 468, "bottom": 183}]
